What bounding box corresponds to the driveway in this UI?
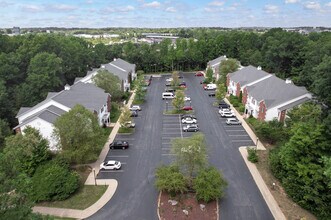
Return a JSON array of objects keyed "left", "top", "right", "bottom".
[{"left": 89, "top": 73, "right": 273, "bottom": 220}]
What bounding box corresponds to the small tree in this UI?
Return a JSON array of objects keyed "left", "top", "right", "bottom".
[
  {"left": 206, "top": 67, "right": 213, "bottom": 83},
  {"left": 171, "top": 133, "right": 207, "bottom": 185},
  {"left": 155, "top": 165, "right": 187, "bottom": 196},
  {"left": 92, "top": 69, "right": 124, "bottom": 101},
  {"left": 215, "top": 83, "right": 226, "bottom": 101},
  {"left": 171, "top": 71, "right": 179, "bottom": 87},
  {"left": 194, "top": 167, "right": 228, "bottom": 202},
  {"left": 172, "top": 90, "right": 185, "bottom": 112},
  {"left": 119, "top": 106, "right": 132, "bottom": 127},
  {"left": 135, "top": 76, "right": 146, "bottom": 101}
]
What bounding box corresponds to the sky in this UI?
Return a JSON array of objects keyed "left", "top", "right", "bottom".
[{"left": 0, "top": 0, "right": 330, "bottom": 28}]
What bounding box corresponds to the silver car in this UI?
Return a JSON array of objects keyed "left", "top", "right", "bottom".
[{"left": 226, "top": 118, "right": 242, "bottom": 125}]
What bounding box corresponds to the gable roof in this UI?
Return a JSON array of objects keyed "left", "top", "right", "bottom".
[
  {"left": 16, "top": 107, "right": 31, "bottom": 116},
  {"left": 16, "top": 82, "right": 109, "bottom": 118},
  {"left": 101, "top": 63, "right": 128, "bottom": 81},
  {"left": 247, "top": 75, "right": 310, "bottom": 109},
  {"left": 228, "top": 65, "right": 270, "bottom": 86},
  {"left": 207, "top": 56, "right": 227, "bottom": 67},
  {"left": 14, "top": 105, "right": 66, "bottom": 129},
  {"left": 111, "top": 58, "right": 136, "bottom": 72}
]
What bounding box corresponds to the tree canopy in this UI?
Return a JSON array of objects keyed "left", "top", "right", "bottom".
[{"left": 92, "top": 69, "right": 123, "bottom": 101}]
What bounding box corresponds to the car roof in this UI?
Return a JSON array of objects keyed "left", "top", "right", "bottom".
[{"left": 105, "top": 160, "right": 117, "bottom": 164}]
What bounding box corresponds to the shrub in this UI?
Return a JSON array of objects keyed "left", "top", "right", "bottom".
[
  {"left": 155, "top": 165, "right": 187, "bottom": 197},
  {"left": 238, "top": 104, "right": 245, "bottom": 113},
  {"left": 255, "top": 119, "right": 289, "bottom": 144},
  {"left": 31, "top": 160, "right": 79, "bottom": 202},
  {"left": 193, "top": 167, "right": 227, "bottom": 202},
  {"left": 247, "top": 148, "right": 258, "bottom": 163}
]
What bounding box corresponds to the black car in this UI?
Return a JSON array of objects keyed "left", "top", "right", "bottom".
[
  {"left": 208, "top": 92, "right": 216, "bottom": 97},
  {"left": 131, "top": 110, "right": 138, "bottom": 117},
  {"left": 109, "top": 141, "right": 129, "bottom": 149},
  {"left": 181, "top": 114, "right": 197, "bottom": 120},
  {"left": 219, "top": 100, "right": 230, "bottom": 109},
  {"left": 165, "top": 88, "right": 176, "bottom": 92},
  {"left": 179, "top": 81, "right": 186, "bottom": 86}
]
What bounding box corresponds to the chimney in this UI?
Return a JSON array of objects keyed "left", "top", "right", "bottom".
[
  {"left": 257, "top": 66, "right": 262, "bottom": 70},
  {"left": 285, "top": 78, "right": 292, "bottom": 84},
  {"left": 64, "top": 84, "right": 70, "bottom": 90}
]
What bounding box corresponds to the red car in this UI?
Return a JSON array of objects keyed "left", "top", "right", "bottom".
[
  {"left": 182, "top": 106, "right": 193, "bottom": 111},
  {"left": 195, "top": 71, "right": 204, "bottom": 77},
  {"left": 180, "top": 85, "right": 187, "bottom": 88}
]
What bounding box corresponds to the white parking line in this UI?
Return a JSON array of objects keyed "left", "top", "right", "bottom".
[
  {"left": 106, "top": 155, "right": 129, "bottom": 158},
  {"left": 162, "top": 153, "right": 175, "bottom": 156},
  {"left": 179, "top": 115, "right": 183, "bottom": 138},
  {"left": 115, "top": 138, "right": 135, "bottom": 141},
  {"left": 225, "top": 129, "right": 246, "bottom": 131},
  {"left": 162, "top": 132, "right": 181, "bottom": 135},
  {"left": 100, "top": 170, "right": 124, "bottom": 173},
  {"left": 229, "top": 134, "right": 249, "bottom": 137},
  {"left": 163, "top": 127, "right": 181, "bottom": 130}
]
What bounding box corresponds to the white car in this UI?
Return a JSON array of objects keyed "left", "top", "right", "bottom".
[
  {"left": 220, "top": 112, "right": 235, "bottom": 117},
  {"left": 166, "top": 78, "right": 173, "bottom": 82},
  {"left": 218, "top": 108, "right": 234, "bottom": 115},
  {"left": 184, "top": 97, "right": 191, "bottom": 101},
  {"left": 129, "top": 105, "right": 141, "bottom": 111},
  {"left": 226, "top": 118, "right": 242, "bottom": 125},
  {"left": 100, "top": 160, "right": 121, "bottom": 170},
  {"left": 182, "top": 117, "right": 197, "bottom": 124}
]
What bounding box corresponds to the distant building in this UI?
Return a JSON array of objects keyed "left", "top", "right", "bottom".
[
  {"left": 12, "top": 26, "right": 20, "bottom": 35},
  {"left": 206, "top": 55, "right": 227, "bottom": 80}
]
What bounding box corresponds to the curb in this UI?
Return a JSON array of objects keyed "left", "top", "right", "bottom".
[
  {"left": 239, "top": 147, "right": 286, "bottom": 220},
  {"left": 157, "top": 191, "right": 162, "bottom": 220}
]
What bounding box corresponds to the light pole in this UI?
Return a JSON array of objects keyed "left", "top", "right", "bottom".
[
  {"left": 190, "top": 101, "right": 192, "bottom": 107},
  {"left": 256, "top": 137, "right": 259, "bottom": 150},
  {"left": 166, "top": 101, "right": 168, "bottom": 112},
  {"left": 93, "top": 168, "right": 97, "bottom": 186}
]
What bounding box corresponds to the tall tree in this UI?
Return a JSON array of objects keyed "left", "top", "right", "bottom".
[
  {"left": 219, "top": 58, "right": 239, "bottom": 85},
  {"left": 172, "top": 90, "right": 185, "bottom": 112},
  {"left": 53, "top": 105, "right": 103, "bottom": 164},
  {"left": 92, "top": 69, "right": 123, "bottom": 101}
]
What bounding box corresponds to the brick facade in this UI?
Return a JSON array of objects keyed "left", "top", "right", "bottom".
[
  {"left": 279, "top": 110, "right": 286, "bottom": 122},
  {"left": 107, "top": 94, "right": 112, "bottom": 112},
  {"left": 236, "top": 82, "right": 241, "bottom": 97},
  {"left": 242, "top": 87, "right": 248, "bottom": 105},
  {"left": 258, "top": 101, "right": 267, "bottom": 121},
  {"left": 226, "top": 74, "right": 230, "bottom": 87}
]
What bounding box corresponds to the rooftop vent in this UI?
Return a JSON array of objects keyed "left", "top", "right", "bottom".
[
  {"left": 64, "top": 84, "right": 70, "bottom": 90},
  {"left": 257, "top": 66, "right": 262, "bottom": 70},
  {"left": 285, "top": 78, "right": 292, "bottom": 84}
]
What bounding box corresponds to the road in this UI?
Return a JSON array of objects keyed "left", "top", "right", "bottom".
[{"left": 89, "top": 73, "right": 273, "bottom": 220}]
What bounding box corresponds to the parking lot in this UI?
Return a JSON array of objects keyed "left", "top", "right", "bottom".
[{"left": 90, "top": 73, "right": 272, "bottom": 220}]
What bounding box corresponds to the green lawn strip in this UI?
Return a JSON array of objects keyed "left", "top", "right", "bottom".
[
  {"left": 38, "top": 185, "right": 107, "bottom": 210},
  {"left": 164, "top": 110, "right": 193, "bottom": 115},
  {"left": 132, "top": 99, "right": 144, "bottom": 105},
  {"left": 118, "top": 127, "right": 134, "bottom": 134}
]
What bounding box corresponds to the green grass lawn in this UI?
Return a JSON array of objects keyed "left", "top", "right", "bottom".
[
  {"left": 118, "top": 127, "right": 134, "bottom": 133},
  {"left": 38, "top": 185, "right": 107, "bottom": 210}
]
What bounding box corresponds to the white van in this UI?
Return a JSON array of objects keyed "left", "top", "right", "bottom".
[
  {"left": 162, "top": 92, "right": 175, "bottom": 100},
  {"left": 205, "top": 84, "right": 217, "bottom": 90}
]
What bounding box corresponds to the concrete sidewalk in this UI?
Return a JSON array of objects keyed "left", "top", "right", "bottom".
[{"left": 33, "top": 92, "right": 136, "bottom": 219}]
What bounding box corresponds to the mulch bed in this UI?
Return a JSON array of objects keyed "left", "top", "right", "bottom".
[{"left": 158, "top": 192, "right": 218, "bottom": 220}]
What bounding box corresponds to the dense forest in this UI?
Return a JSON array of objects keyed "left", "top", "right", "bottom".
[{"left": 0, "top": 28, "right": 330, "bottom": 217}]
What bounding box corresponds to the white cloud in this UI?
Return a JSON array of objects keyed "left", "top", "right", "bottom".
[
  {"left": 49, "top": 4, "right": 77, "bottom": 12},
  {"left": 208, "top": 1, "right": 225, "bottom": 6},
  {"left": 165, "top": 7, "right": 176, "bottom": 12},
  {"left": 21, "top": 4, "right": 44, "bottom": 12},
  {"left": 0, "top": 1, "right": 11, "bottom": 7},
  {"left": 325, "top": 2, "right": 331, "bottom": 7},
  {"left": 85, "top": 0, "right": 93, "bottom": 4},
  {"left": 143, "top": 1, "right": 161, "bottom": 8},
  {"left": 304, "top": 1, "right": 321, "bottom": 10},
  {"left": 264, "top": 4, "right": 279, "bottom": 14},
  {"left": 119, "top": 5, "right": 135, "bottom": 12},
  {"left": 204, "top": 7, "right": 224, "bottom": 12},
  {"left": 285, "top": 0, "right": 300, "bottom": 3}
]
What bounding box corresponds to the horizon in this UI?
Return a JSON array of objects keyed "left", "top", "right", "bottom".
[{"left": 1, "top": 0, "right": 331, "bottom": 28}]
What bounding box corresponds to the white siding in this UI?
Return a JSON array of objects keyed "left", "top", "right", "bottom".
[{"left": 21, "top": 118, "right": 59, "bottom": 151}]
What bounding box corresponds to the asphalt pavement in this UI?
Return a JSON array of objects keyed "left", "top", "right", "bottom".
[{"left": 88, "top": 73, "right": 273, "bottom": 220}]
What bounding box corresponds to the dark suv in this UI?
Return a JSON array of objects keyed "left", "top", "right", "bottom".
[
  {"left": 109, "top": 141, "right": 129, "bottom": 149},
  {"left": 165, "top": 88, "right": 176, "bottom": 93},
  {"left": 219, "top": 100, "right": 230, "bottom": 109}
]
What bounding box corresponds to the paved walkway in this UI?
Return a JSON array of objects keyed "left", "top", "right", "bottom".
[
  {"left": 225, "top": 97, "right": 285, "bottom": 219},
  {"left": 33, "top": 92, "right": 136, "bottom": 219}
]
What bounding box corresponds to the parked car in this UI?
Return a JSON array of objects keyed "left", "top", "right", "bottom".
[
  {"left": 182, "top": 117, "right": 197, "bottom": 124},
  {"left": 181, "top": 114, "right": 196, "bottom": 120},
  {"left": 130, "top": 110, "right": 138, "bottom": 117},
  {"left": 179, "top": 81, "right": 186, "bottom": 86},
  {"left": 100, "top": 160, "right": 121, "bottom": 170},
  {"left": 166, "top": 78, "right": 173, "bottom": 82},
  {"left": 165, "top": 82, "right": 171, "bottom": 86},
  {"left": 204, "top": 84, "right": 217, "bottom": 90},
  {"left": 218, "top": 108, "right": 234, "bottom": 115},
  {"left": 165, "top": 88, "right": 176, "bottom": 93},
  {"left": 182, "top": 106, "right": 193, "bottom": 111},
  {"left": 220, "top": 112, "right": 235, "bottom": 117},
  {"left": 195, "top": 71, "right": 204, "bottom": 76},
  {"left": 129, "top": 105, "right": 141, "bottom": 111},
  {"left": 226, "top": 118, "right": 242, "bottom": 125},
  {"left": 123, "top": 121, "right": 135, "bottom": 128},
  {"left": 178, "top": 75, "right": 184, "bottom": 79},
  {"left": 219, "top": 100, "right": 230, "bottom": 109},
  {"left": 109, "top": 141, "right": 129, "bottom": 149},
  {"left": 208, "top": 92, "right": 216, "bottom": 97},
  {"left": 180, "top": 85, "right": 187, "bottom": 88},
  {"left": 182, "top": 124, "right": 199, "bottom": 132},
  {"left": 184, "top": 96, "right": 191, "bottom": 101}
]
